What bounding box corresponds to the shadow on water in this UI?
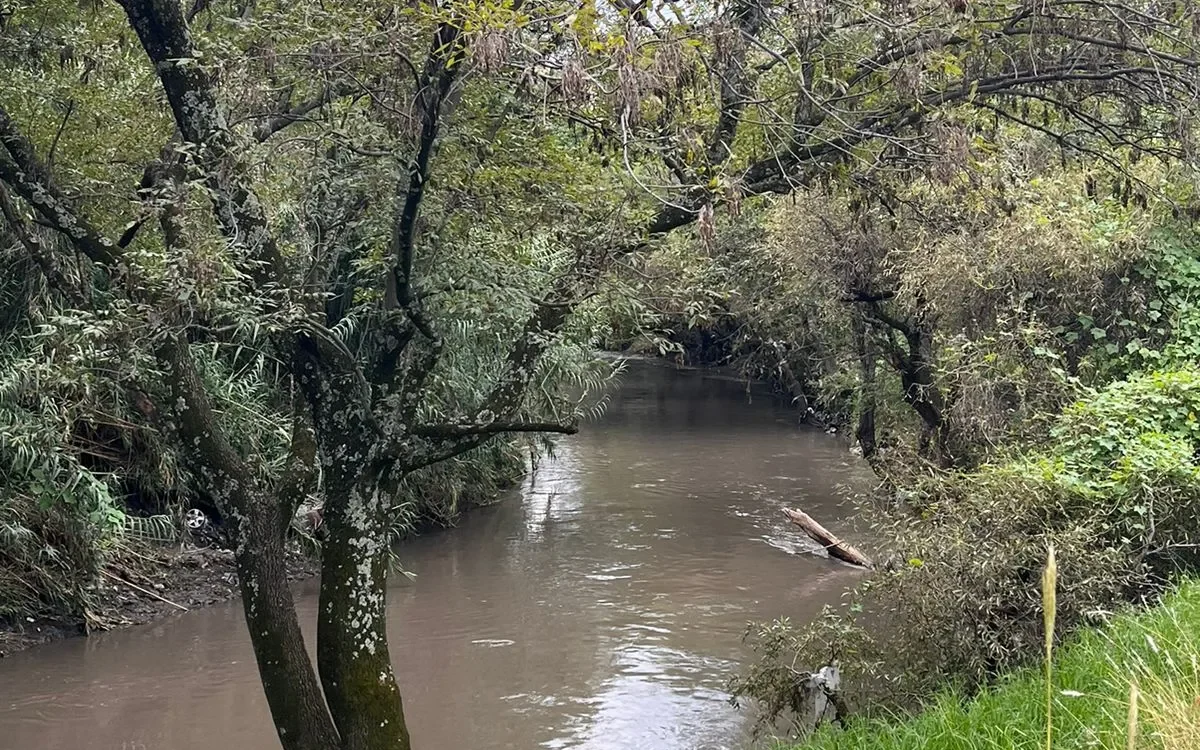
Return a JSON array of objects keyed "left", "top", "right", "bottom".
[{"left": 0, "top": 358, "right": 871, "bottom": 750}]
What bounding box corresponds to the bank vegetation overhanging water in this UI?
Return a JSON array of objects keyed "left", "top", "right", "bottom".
[
  {"left": 661, "top": 217, "right": 1200, "bottom": 741},
  {"left": 3, "top": 0, "right": 1200, "bottom": 748}
]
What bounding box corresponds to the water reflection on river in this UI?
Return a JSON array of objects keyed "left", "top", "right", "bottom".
[{"left": 0, "top": 359, "right": 869, "bottom": 750}]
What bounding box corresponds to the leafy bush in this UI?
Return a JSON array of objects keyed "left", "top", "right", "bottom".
[{"left": 732, "top": 367, "right": 1200, "bottom": 730}]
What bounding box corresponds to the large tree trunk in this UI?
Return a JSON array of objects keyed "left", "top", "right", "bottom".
[
  {"left": 296, "top": 339, "right": 413, "bottom": 749},
  {"left": 158, "top": 334, "right": 341, "bottom": 750},
  {"left": 317, "top": 476, "right": 412, "bottom": 750},
  {"left": 234, "top": 498, "right": 343, "bottom": 750}
]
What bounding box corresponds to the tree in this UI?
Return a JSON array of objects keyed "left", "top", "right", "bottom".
[
  {"left": 563, "top": 0, "right": 1199, "bottom": 464},
  {"left": 1, "top": 1, "right": 618, "bottom": 748},
  {"left": 582, "top": 0, "right": 1199, "bottom": 235}
]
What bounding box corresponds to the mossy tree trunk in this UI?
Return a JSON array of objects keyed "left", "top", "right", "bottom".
[
  {"left": 157, "top": 334, "right": 341, "bottom": 750},
  {"left": 317, "top": 476, "right": 411, "bottom": 750}
]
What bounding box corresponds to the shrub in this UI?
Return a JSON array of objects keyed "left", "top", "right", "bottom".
[{"left": 732, "top": 368, "right": 1200, "bottom": 732}]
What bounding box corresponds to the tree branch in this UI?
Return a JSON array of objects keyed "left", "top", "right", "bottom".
[
  {"left": 117, "top": 0, "right": 286, "bottom": 289},
  {"left": 0, "top": 104, "right": 121, "bottom": 266},
  {"left": 388, "top": 19, "right": 467, "bottom": 313},
  {"left": 410, "top": 420, "right": 578, "bottom": 439},
  {"left": 252, "top": 81, "right": 356, "bottom": 143},
  {"left": 0, "top": 182, "right": 84, "bottom": 305}
]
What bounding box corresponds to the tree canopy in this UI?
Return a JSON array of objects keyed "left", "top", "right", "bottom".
[{"left": 1, "top": 0, "right": 1199, "bottom": 747}]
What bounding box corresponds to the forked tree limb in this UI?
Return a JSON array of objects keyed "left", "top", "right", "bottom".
[{"left": 783, "top": 507, "right": 873, "bottom": 569}]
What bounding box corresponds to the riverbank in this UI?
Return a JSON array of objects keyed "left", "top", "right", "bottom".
[
  {"left": 0, "top": 544, "right": 318, "bottom": 658},
  {"left": 787, "top": 578, "right": 1200, "bottom": 750},
  {"left": 0, "top": 440, "right": 525, "bottom": 658}
]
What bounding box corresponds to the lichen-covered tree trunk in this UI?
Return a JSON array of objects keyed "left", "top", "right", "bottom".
[
  {"left": 295, "top": 338, "right": 413, "bottom": 749},
  {"left": 317, "top": 476, "right": 412, "bottom": 750},
  {"left": 158, "top": 334, "right": 341, "bottom": 750}
]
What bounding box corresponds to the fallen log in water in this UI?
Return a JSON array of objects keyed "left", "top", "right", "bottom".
[{"left": 782, "top": 507, "right": 873, "bottom": 569}]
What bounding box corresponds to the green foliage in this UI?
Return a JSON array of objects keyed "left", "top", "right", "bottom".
[
  {"left": 733, "top": 366, "right": 1200, "bottom": 731},
  {"left": 783, "top": 578, "right": 1200, "bottom": 750},
  {"left": 0, "top": 325, "right": 126, "bottom": 619},
  {"left": 1051, "top": 369, "right": 1200, "bottom": 486},
  {"left": 0, "top": 0, "right": 631, "bottom": 629},
  {"left": 1130, "top": 234, "right": 1200, "bottom": 369}
]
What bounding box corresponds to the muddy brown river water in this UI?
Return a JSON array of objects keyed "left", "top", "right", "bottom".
[{"left": 0, "top": 359, "right": 870, "bottom": 750}]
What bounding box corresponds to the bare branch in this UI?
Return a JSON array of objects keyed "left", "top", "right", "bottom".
[
  {"left": 411, "top": 420, "right": 578, "bottom": 439},
  {"left": 252, "top": 81, "right": 357, "bottom": 142}
]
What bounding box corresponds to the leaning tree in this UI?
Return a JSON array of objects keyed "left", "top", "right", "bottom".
[
  {"left": 2, "top": 1, "right": 621, "bottom": 748},
  {"left": 2, "top": 0, "right": 1198, "bottom": 748}
]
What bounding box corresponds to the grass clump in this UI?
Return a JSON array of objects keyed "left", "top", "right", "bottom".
[{"left": 784, "top": 578, "right": 1200, "bottom": 750}]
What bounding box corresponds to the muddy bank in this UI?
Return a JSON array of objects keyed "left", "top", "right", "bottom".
[
  {"left": 0, "top": 545, "right": 318, "bottom": 658},
  {"left": 0, "top": 478, "right": 517, "bottom": 658}
]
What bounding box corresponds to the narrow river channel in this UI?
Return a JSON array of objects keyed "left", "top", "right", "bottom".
[{"left": 0, "top": 359, "right": 869, "bottom": 750}]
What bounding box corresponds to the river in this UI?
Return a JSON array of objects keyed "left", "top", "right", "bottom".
[{"left": 0, "top": 359, "right": 869, "bottom": 750}]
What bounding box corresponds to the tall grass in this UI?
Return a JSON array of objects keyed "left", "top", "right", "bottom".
[
  {"left": 785, "top": 578, "right": 1200, "bottom": 750},
  {"left": 1044, "top": 545, "right": 1058, "bottom": 750}
]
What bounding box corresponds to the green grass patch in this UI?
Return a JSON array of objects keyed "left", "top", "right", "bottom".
[{"left": 786, "top": 579, "right": 1200, "bottom": 750}]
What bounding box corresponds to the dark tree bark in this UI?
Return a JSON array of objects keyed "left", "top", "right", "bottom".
[
  {"left": 158, "top": 335, "right": 341, "bottom": 750},
  {"left": 856, "top": 296, "right": 959, "bottom": 468},
  {"left": 852, "top": 317, "right": 878, "bottom": 463}
]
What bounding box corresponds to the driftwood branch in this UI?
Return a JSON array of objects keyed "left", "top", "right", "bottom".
[{"left": 782, "top": 507, "right": 873, "bottom": 569}]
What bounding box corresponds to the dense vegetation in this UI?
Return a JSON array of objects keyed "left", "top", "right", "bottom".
[
  {"left": 703, "top": 107, "right": 1200, "bottom": 747},
  {"left": 791, "top": 577, "right": 1200, "bottom": 750},
  {"left": 1, "top": 0, "right": 1199, "bottom": 748}
]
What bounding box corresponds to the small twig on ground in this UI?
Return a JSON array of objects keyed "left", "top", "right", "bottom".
[{"left": 101, "top": 570, "right": 190, "bottom": 612}]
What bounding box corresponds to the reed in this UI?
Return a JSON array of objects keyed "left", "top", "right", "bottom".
[
  {"left": 1044, "top": 545, "right": 1058, "bottom": 750},
  {"left": 1125, "top": 681, "right": 1138, "bottom": 750}
]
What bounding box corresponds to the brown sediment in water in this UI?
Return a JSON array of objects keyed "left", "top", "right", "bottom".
[{"left": 0, "top": 360, "right": 872, "bottom": 750}]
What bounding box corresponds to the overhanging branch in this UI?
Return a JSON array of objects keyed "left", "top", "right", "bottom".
[
  {"left": 252, "top": 81, "right": 357, "bottom": 142},
  {"left": 411, "top": 420, "right": 578, "bottom": 439},
  {"left": 0, "top": 104, "right": 121, "bottom": 266}
]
